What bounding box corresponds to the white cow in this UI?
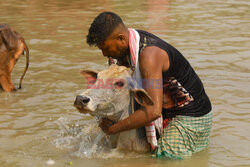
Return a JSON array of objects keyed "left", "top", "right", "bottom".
[{"left": 74, "top": 64, "right": 156, "bottom": 152}]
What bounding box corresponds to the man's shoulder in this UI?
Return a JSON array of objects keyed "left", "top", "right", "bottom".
[
  {"left": 139, "top": 46, "right": 169, "bottom": 73},
  {"left": 140, "top": 46, "right": 161, "bottom": 56},
  {"left": 139, "top": 47, "right": 164, "bottom": 68},
  {"left": 140, "top": 45, "right": 167, "bottom": 60}
]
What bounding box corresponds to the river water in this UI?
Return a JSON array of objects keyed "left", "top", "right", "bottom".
[{"left": 0, "top": 0, "right": 249, "bottom": 166}]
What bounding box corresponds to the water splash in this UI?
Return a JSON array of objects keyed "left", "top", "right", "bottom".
[{"left": 54, "top": 115, "right": 123, "bottom": 158}]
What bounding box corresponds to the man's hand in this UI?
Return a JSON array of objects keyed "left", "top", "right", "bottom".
[{"left": 99, "top": 118, "right": 115, "bottom": 135}]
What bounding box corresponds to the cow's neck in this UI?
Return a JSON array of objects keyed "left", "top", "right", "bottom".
[
  {"left": 117, "top": 91, "right": 134, "bottom": 121},
  {"left": 118, "top": 106, "right": 130, "bottom": 122},
  {"left": 115, "top": 93, "right": 150, "bottom": 152}
]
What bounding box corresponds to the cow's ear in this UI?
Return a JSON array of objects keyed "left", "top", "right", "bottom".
[
  {"left": 80, "top": 70, "right": 98, "bottom": 84},
  {"left": 132, "top": 89, "right": 154, "bottom": 106}
]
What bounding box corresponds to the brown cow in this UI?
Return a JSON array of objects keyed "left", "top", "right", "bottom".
[{"left": 0, "top": 24, "right": 29, "bottom": 92}]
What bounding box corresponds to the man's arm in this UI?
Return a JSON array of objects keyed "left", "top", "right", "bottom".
[{"left": 100, "top": 46, "right": 169, "bottom": 134}]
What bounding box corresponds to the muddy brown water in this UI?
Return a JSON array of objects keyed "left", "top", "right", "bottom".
[{"left": 0, "top": 0, "right": 250, "bottom": 166}]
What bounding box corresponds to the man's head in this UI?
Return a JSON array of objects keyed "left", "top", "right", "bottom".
[{"left": 86, "top": 12, "right": 129, "bottom": 60}]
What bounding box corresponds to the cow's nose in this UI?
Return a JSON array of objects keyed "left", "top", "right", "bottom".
[{"left": 74, "top": 95, "right": 90, "bottom": 106}]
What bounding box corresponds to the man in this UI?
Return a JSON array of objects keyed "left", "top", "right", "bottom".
[{"left": 86, "top": 12, "right": 212, "bottom": 159}]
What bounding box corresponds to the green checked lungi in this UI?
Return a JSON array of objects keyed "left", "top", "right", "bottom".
[{"left": 154, "top": 112, "right": 212, "bottom": 159}]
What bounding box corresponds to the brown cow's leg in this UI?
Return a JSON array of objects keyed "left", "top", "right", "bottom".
[
  {"left": 0, "top": 74, "right": 16, "bottom": 92},
  {"left": 0, "top": 42, "right": 23, "bottom": 92}
]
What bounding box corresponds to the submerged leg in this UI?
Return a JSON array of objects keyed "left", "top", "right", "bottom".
[
  {"left": 154, "top": 112, "right": 212, "bottom": 159},
  {"left": 0, "top": 74, "right": 16, "bottom": 92}
]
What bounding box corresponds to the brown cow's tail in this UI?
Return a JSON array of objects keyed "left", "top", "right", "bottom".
[{"left": 18, "top": 39, "right": 29, "bottom": 89}]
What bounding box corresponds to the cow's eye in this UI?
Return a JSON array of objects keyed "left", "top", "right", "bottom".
[{"left": 114, "top": 80, "right": 124, "bottom": 88}]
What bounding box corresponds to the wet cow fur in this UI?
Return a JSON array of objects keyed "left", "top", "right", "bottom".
[
  {"left": 0, "top": 24, "right": 29, "bottom": 92},
  {"left": 74, "top": 65, "right": 155, "bottom": 152}
]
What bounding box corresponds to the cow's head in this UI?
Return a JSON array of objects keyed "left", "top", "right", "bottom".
[{"left": 74, "top": 64, "right": 153, "bottom": 121}]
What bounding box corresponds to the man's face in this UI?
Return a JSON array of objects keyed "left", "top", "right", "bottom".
[{"left": 98, "top": 33, "right": 128, "bottom": 60}]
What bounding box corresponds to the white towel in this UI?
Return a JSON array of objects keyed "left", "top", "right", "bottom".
[{"left": 128, "top": 28, "right": 163, "bottom": 150}]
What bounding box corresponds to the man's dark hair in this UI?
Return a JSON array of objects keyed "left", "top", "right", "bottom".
[{"left": 86, "top": 12, "right": 124, "bottom": 46}]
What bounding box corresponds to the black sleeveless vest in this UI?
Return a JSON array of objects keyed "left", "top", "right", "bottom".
[{"left": 137, "top": 30, "right": 212, "bottom": 118}]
